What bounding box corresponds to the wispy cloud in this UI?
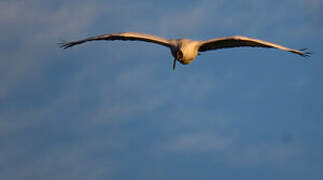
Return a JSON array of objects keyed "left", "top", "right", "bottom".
[
  {"left": 1, "top": 137, "right": 119, "bottom": 180},
  {"left": 159, "top": 132, "right": 232, "bottom": 153},
  {"left": 158, "top": 132, "right": 299, "bottom": 167},
  {"left": 0, "top": 0, "right": 102, "bottom": 99},
  {"left": 228, "top": 143, "right": 299, "bottom": 167}
]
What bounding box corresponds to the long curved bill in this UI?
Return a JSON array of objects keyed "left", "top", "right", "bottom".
[{"left": 173, "top": 58, "right": 176, "bottom": 70}]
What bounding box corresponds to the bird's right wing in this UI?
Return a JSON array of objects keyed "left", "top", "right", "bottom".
[{"left": 58, "top": 32, "right": 173, "bottom": 49}]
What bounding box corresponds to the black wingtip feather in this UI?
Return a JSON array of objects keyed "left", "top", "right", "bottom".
[
  {"left": 57, "top": 40, "right": 81, "bottom": 49},
  {"left": 298, "top": 48, "right": 312, "bottom": 58}
]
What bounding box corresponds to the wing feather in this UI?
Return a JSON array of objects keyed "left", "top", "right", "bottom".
[
  {"left": 58, "top": 32, "right": 172, "bottom": 49},
  {"left": 198, "top": 36, "right": 310, "bottom": 57}
]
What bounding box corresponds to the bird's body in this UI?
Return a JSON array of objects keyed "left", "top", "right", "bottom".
[
  {"left": 170, "top": 39, "right": 200, "bottom": 64},
  {"left": 58, "top": 32, "right": 310, "bottom": 70}
]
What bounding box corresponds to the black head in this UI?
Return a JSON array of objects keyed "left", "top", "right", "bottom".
[
  {"left": 176, "top": 50, "right": 183, "bottom": 60},
  {"left": 173, "top": 50, "right": 183, "bottom": 70}
]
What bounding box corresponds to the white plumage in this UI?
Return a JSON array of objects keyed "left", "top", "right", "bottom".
[{"left": 58, "top": 32, "right": 310, "bottom": 70}]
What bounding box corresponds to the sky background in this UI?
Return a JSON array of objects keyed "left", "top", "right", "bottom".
[{"left": 1, "top": 0, "right": 323, "bottom": 179}]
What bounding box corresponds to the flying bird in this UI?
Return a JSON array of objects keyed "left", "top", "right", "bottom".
[{"left": 58, "top": 32, "right": 310, "bottom": 70}]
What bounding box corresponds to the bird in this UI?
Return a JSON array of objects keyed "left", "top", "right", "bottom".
[{"left": 58, "top": 32, "right": 311, "bottom": 70}]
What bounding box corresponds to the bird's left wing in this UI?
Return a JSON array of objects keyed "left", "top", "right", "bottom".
[
  {"left": 58, "top": 32, "right": 173, "bottom": 49},
  {"left": 198, "top": 36, "right": 310, "bottom": 57}
]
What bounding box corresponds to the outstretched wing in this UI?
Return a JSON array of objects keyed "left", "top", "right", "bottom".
[
  {"left": 198, "top": 36, "right": 311, "bottom": 57},
  {"left": 58, "top": 32, "right": 172, "bottom": 49}
]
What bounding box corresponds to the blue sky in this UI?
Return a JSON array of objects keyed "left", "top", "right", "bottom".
[{"left": 1, "top": 0, "right": 323, "bottom": 179}]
